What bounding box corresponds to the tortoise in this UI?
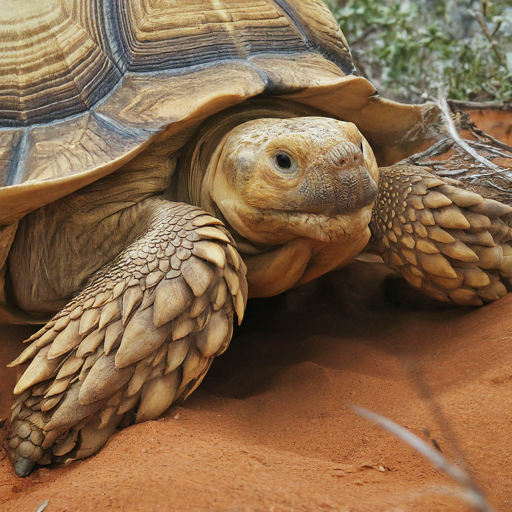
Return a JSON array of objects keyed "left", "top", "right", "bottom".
[{"left": 2, "top": 0, "right": 512, "bottom": 477}]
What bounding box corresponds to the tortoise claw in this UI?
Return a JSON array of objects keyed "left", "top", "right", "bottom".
[{"left": 13, "top": 456, "right": 35, "bottom": 478}]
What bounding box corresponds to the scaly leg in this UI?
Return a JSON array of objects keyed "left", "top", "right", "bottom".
[
  {"left": 7, "top": 200, "right": 247, "bottom": 476},
  {"left": 370, "top": 165, "right": 512, "bottom": 305}
]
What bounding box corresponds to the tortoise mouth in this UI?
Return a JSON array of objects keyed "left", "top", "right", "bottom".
[
  {"left": 288, "top": 166, "right": 379, "bottom": 217},
  {"left": 269, "top": 208, "right": 373, "bottom": 243},
  {"left": 229, "top": 204, "right": 374, "bottom": 246}
]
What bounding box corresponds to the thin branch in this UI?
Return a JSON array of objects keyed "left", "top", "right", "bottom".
[
  {"left": 460, "top": 117, "right": 512, "bottom": 153},
  {"left": 418, "top": 159, "right": 449, "bottom": 166},
  {"left": 469, "top": 140, "right": 512, "bottom": 156},
  {"left": 447, "top": 100, "right": 512, "bottom": 111},
  {"left": 350, "top": 24, "right": 380, "bottom": 46},
  {"left": 468, "top": 9, "right": 506, "bottom": 66},
  {"left": 491, "top": 19, "right": 503, "bottom": 38},
  {"left": 435, "top": 168, "right": 470, "bottom": 177},
  {"left": 401, "top": 138, "right": 455, "bottom": 164}
]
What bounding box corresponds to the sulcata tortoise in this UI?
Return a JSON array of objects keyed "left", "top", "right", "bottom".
[{"left": 2, "top": 0, "right": 512, "bottom": 477}]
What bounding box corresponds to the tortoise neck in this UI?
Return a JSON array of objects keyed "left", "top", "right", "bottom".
[{"left": 177, "top": 98, "right": 331, "bottom": 255}]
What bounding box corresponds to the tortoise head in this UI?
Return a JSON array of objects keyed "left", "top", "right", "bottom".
[{"left": 203, "top": 117, "right": 379, "bottom": 246}]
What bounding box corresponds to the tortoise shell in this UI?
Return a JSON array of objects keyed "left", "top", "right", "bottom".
[{"left": 0, "top": 0, "right": 436, "bottom": 228}]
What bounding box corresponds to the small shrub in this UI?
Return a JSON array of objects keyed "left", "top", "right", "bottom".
[{"left": 325, "top": 0, "right": 512, "bottom": 104}]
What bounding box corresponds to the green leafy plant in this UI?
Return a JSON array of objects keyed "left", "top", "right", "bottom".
[{"left": 325, "top": 0, "right": 512, "bottom": 104}]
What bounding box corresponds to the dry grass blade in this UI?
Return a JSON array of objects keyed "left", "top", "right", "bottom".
[
  {"left": 436, "top": 92, "right": 500, "bottom": 171},
  {"left": 351, "top": 405, "right": 495, "bottom": 512},
  {"left": 35, "top": 500, "right": 50, "bottom": 512}
]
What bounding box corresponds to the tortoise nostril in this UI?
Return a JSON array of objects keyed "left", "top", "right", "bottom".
[{"left": 328, "top": 142, "right": 364, "bottom": 169}]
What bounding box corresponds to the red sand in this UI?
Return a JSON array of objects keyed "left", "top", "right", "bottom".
[{"left": 1, "top": 262, "right": 511, "bottom": 512}]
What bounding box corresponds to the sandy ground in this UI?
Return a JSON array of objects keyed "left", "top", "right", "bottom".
[{"left": 1, "top": 262, "right": 511, "bottom": 512}]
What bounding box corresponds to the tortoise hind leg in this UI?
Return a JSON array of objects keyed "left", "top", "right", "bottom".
[
  {"left": 370, "top": 164, "right": 512, "bottom": 306},
  {"left": 7, "top": 200, "right": 247, "bottom": 476}
]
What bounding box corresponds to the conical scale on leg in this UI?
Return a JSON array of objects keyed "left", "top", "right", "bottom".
[
  {"left": 165, "top": 337, "right": 191, "bottom": 375},
  {"left": 436, "top": 185, "right": 483, "bottom": 207},
  {"left": 55, "top": 351, "right": 83, "bottom": 381},
  {"left": 9, "top": 342, "right": 41, "bottom": 367},
  {"left": 135, "top": 369, "right": 181, "bottom": 424},
  {"left": 448, "top": 287, "right": 483, "bottom": 306},
  {"left": 53, "top": 430, "right": 78, "bottom": 457},
  {"left": 44, "top": 383, "right": 104, "bottom": 432},
  {"left": 79, "top": 308, "right": 101, "bottom": 336},
  {"left": 45, "top": 375, "right": 74, "bottom": 398},
  {"left": 181, "top": 256, "right": 215, "bottom": 297},
  {"left": 117, "top": 387, "right": 141, "bottom": 416},
  {"left": 153, "top": 277, "right": 193, "bottom": 328},
  {"left": 41, "top": 393, "right": 65, "bottom": 412},
  {"left": 36, "top": 329, "right": 60, "bottom": 348},
  {"left": 126, "top": 353, "right": 157, "bottom": 397},
  {"left": 98, "top": 299, "right": 121, "bottom": 330},
  {"left": 192, "top": 240, "right": 226, "bottom": 268},
  {"left": 79, "top": 352, "right": 135, "bottom": 405},
  {"left": 14, "top": 346, "right": 64, "bottom": 395},
  {"left": 76, "top": 330, "right": 105, "bottom": 358},
  {"left": 104, "top": 320, "right": 124, "bottom": 355},
  {"left": 48, "top": 320, "right": 82, "bottom": 359},
  {"left": 122, "top": 285, "right": 144, "bottom": 323},
  {"left": 180, "top": 346, "right": 209, "bottom": 391},
  {"left": 195, "top": 310, "right": 230, "bottom": 358},
  {"left": 73, "top": 413, "right": 123, "bottom": 460},
  {"left": 116, "top": 307, "right": 172, "bottom": 368}
]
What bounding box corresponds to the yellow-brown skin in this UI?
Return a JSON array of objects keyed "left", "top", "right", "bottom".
[{"left": 201, "top": 117, "right": 379, "bottom": 296}]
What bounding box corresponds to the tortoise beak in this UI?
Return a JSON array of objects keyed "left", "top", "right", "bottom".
[
  {"left": 327, "top": 142, "right": 378, "bottom": 212},
  {"left": 293, "top": 142, "right": 378, "bottom": 216}
]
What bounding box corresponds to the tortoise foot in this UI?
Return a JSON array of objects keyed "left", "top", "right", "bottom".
[
  {"left": 371, "top": 165, "right": 512, "bottom": 306},
  {"left": 7, "top": 202, "right": 246, "bottom": 475}
]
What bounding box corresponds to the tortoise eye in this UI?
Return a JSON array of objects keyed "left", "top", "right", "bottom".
[
  {"left": 273, "top": 151, "right": 297, "bottom": 174},
  {"left": 276, "top": 152, "right": 291, "bottom": 169}
]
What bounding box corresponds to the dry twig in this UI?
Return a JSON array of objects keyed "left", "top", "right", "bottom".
[
  {"left": 460, "top": 113, "right": 512, "bottom": 153},
  {"left": 402, "top": 94, "right": 512, "bottom": 202},
  {"left": 447, "top": 99, "right": 512, "bottom": 112}
]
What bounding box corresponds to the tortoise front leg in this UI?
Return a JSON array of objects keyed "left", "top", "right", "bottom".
[
  {"left": 370, "top": 164, "right": 512, "bottom": 305},
  {"left": 7, "top": 199, "right": 246, "bottom": 476}
]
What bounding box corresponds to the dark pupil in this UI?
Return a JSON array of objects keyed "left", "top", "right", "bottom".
[{"left": 276, "top": 153, "right": 292, "bottom": 169}]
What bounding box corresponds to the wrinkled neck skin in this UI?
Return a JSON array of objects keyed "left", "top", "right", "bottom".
[{"left": 197, "top": 117, "right": 378, "bottom": 298}]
